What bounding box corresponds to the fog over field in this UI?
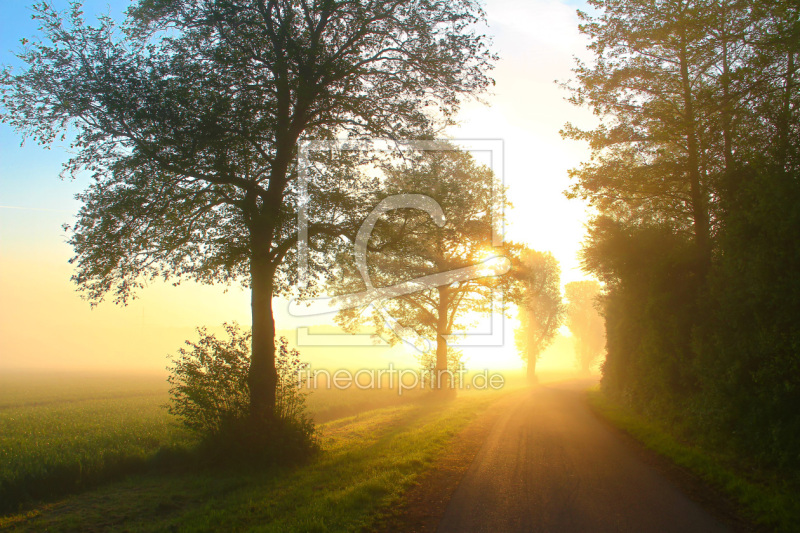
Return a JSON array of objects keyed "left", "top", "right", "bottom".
[
  {"left": 1, "top": 0, "right": 797, "bottom": 530},
  {"left": 0, "top": 0, "right": 594, "bottom": 375}
]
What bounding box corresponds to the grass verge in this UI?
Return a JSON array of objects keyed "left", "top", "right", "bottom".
[
  {"left": 587, "top": 388, "right": 800, "bottom": 533},
  {"left": 1, "top": 388, "right": 511, "bottom": 532}
]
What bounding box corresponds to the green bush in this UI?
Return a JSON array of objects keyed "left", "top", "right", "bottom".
[{"left": 167, "top": 323, "right": 316, "bottom": 458}]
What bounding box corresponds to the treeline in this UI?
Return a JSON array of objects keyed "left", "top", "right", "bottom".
[{"left": 565, "top": 0, "right": 799, "bottom": 468}]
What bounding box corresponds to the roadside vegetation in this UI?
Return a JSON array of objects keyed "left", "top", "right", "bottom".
[
  {"left": 0, "top": 375, "right": 517, "bottom": 532},
  {"left": 588, "top": 388, "right": 800, "bottom": 533},
  {"left": 565, "top": 0, "right": 800, "bottom": 513}
]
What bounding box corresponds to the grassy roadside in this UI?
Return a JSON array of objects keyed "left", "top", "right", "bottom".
[
  {"left": 587, "top": 388, "right": 800, "bottom": 533},
  {"left": 1, "top": 388, "right": 512, "bottom": 532}
]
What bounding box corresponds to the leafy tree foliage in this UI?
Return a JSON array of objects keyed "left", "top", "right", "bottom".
[
  {"left": 512, "top": 249, "right": 563, "bottom": 383},
  {"left": 333, "top": 146, "right": 508, "bottom": 391},
  {"left": 1, "top": 0, "right": 495, "bottom": 422},
  {"left": 566, "top": 0, "right": 800, "bottom": 467},
  {"left": 582, "top": 218, "right": 702, "bottom": 403},
  {"left": 563, "top": 0, "right": 715, "bottom": 256},
  {"left": 564, "top": 280, "right": 605, "bottom": 374},
  {"left": 697, "top": 162, "right": 800, "bottom": 466}
]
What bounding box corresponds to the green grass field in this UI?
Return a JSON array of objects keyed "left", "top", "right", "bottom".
[
  {"left": 0, "top": 369, "right": 521, "bottom": 530},
  {"left": 0, "top": 372, "right": 196, "bottom": 512}
]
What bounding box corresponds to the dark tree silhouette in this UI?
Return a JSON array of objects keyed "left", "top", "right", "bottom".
[{"left": 0, "top": 0, "right": 495, "bottom": 425}]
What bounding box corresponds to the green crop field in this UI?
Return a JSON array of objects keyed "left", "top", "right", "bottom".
[
  {"left": 0, "top": 368, "right": 526, "bottom": 523},
  {"left": 0, "top": 372, "right": 196, "bottom": 512},
  {"left": 0, "top": 369, "right": 520, "bottom": 531}
]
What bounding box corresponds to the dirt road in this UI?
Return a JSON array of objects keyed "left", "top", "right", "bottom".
[{"left": 437, "top": 381, "right": 733, "bottom": 533}]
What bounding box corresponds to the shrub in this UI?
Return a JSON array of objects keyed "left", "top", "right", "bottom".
[
  {"left": 417, "top": 348, "right": 464, "bottom": 390},
  {"left": 167, "top": 323, "right": 315, "bottom": 458}
]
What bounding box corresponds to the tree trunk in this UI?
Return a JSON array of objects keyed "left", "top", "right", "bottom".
[
  {"left": 435, "top": 286, "right": 451, "bottom": 391},
  {"left": 248, "top": 129, "right": 297, "bottom": 422},
  {"left": 778, "top": 51, "right": 795, "bottom": 170},
  {"left": 719, "top": 4, "right": 735, "bottom": 174},
  {"left": 679, "top": 32, "right": 711, "bottom": 266},
  {"left": 526, "top": 351, "right": 538, "bottom": 384},
  {"left": 248, "top": 223, "right": 279, "bottom": 423}
]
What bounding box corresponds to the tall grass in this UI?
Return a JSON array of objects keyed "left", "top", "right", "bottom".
[{"left": 0, "top": 373, "right": 195, "bottom": 513}]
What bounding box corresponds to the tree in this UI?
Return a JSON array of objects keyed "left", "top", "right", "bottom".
[
  {"left": 0, "top": 0, "right": 495, "bottom": 423},
  {"left": 562, "top": 0, "right": 719, "bottom": 262},
  {"left": 565, "top": 0, "right": 800, "bottom": 468},
  {"left": 334, "top": 146, "right": 508, "bottom": 392},
  {"left": 512, "top": 249, "right": 563, "bottom": 383},
  {"left": 564, "top": 280, "right": 604, "bottom": 374},
  {"left": 561, "top": 0, "right": 735, "bottom": 404}
]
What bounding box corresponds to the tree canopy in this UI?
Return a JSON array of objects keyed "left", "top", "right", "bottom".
[
  {"left": 333, "top": 146, "right": 508, "bottom": 391},
  {"left": 565, "top": 0, "right": 800, "bottom": 468},
  {"left": 512, "top": 248, "right": 563, "bottom": 383},
  {"left": 1, "top": 0, "right": 496, "bottom": 423}
]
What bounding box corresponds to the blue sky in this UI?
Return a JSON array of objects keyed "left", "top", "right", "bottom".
[
  {"left": 1, "top": 1, "right": 133, "bottom": 253},
  {"left": 1, "top": 1, "right": 130, "bottom": 205}
]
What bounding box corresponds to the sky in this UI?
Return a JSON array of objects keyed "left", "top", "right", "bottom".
[{"left": 0, "top": 0, "right": 596, "bottom": 374}]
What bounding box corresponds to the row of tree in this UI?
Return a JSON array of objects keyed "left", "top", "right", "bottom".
[
  {"left": 1, "top": 0, "right": 495, "bottom": 428},
  {"left": 565, "top": 0, "right": 800, "bottom": 467},
  {"left": 329, "top": 147, "right": 606, "bottom": 388},
  {"left": 515, "top": 272, "right": 606, "bottom": 381},
  {"left": 1, "top": 0, "right": 602, "bottom": 438}
]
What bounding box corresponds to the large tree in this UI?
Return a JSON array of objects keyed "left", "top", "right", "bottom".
[
  {"left": 334, "top": 146, "right": 509, "bottom": 392},
  {"left": 1, "top": 0, "right": 495, "bottom": 422},
  {"left": 561, "top": 0, "right": 731, "bottom": 402},
  {"left": 565, "top": 0, "right": 800, "bottom": 466},
  {"left": 562, "top": 0, "right": 719, "bottom": 262}
]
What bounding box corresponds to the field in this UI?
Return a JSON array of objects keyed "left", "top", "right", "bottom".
[
  {"left": 0, "top": 369, "right": 529, "bottom": 530},
  {"left": 0, "top": 372, "right": 195, "bottom": 512}
]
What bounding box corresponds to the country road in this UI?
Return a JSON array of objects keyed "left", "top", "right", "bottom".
[{"left": 437, "top": 380, "right": 734, "bottom": 533}]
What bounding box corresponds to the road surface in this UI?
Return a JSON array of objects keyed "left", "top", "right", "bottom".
[{"left": 437, "top": 380, "right": 733, "bottom": 533}]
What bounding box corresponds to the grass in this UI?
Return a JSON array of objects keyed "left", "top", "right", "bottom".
[
  {"left": 0, "top": 373, "right": 196, "bottom": 512},
  {"left": 0, "top": 368, "right": 514, "bottom": 515},
  {"left": 0, "top": 370, "right": 432, "bottom": 511},
  {"left": 587, "top": 387, "right": 800, "bottom": 533},
  {"left": 303, "top": 383, "right": 428, "bottom": 423},
  {"left": 1, "top": 386, "right": 513, "bottom": 531},
  {"left": 0, "top": 371, "right": 170, "bottom": 408}
]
